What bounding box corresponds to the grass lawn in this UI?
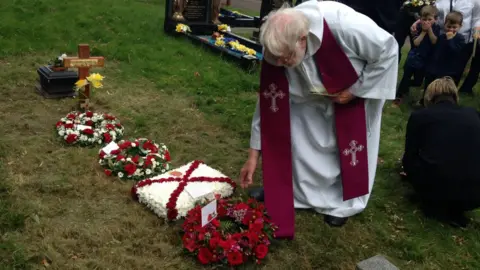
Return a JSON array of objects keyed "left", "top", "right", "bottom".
[{"left": 1, "top": 0, "right": 480, "bottom": 269}]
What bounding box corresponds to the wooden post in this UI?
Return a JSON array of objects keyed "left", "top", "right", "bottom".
[{"left": 63, "top": 44, "right": 105, "bottom": 111}]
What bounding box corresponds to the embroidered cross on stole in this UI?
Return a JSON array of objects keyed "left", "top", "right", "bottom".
[{"left": 259, "top": 19, "right": 370, "bottom": 239}]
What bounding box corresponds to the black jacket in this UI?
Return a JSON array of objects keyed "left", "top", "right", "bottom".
[
  {"left": 403, "top": 100, "right": 480, "bottom": 207},
  {"left": 339, "top": 0, "right": 403, "bottom": 33}
]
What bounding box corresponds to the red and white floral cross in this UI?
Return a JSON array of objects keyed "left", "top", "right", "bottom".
[{"left": 131, "top": 160, "right": 236, "bottom": 220}]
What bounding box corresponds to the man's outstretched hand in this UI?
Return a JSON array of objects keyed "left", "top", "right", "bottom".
[{"left": 239, "top": 149, "right": 260, "bottom": 188}]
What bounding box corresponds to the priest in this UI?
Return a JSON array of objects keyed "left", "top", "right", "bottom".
[{"left": 239, "top": 1, "right": 398, "bottom": 239}]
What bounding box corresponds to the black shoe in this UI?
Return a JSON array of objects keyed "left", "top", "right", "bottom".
[
  {"left": 324, "top": 215, "right": 348, "bottom": 227},
  {"left": 248, "top": 187, "right": 264, "bottom": 202}
]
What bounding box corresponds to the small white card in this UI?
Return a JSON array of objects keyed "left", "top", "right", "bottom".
[
  {"left": 201, "top": 199, "right": 217, "bottom": 227},
  {"left": 76, "top": 124, "right": 91, "bottom": 131},
  {"left": 101, "top": 141, "right": 119, "bottom": 154},
  {"left": 185, "top": 185, "right": 213, "bottom": 199},
  {"left": 243, "top": 55, "right": 257, "bottom": 60}
]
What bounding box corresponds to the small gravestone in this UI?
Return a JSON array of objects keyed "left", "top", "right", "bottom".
[{"left": 356, "top": 255, "right": 399, "bottom": 270}]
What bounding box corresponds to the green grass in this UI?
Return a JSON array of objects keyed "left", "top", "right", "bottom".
[{"left": 1, "top": 0, "right": 480, "bottom": 269}]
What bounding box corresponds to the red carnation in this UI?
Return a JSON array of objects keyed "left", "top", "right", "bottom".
[
  {"left": 183, "top": 237, "right": 197, "bottom": 252},
  {"left": 83, "top": 129, "right": 94, "bottom": 135},
  {"left": 132, "top": 155, "right": 140, "bottom": 164},
  {"left": 111, "top": 149, "right": 121, "bottom": 155},
  {"left": 103, "top": 133, "right": 112, "bottom": 143},
  {"left": 67, "top": 114, "right": 76, "bottom": 120},
  {"left": 167, "top": 209, "right": 178, "bottom": 220},
  {"left": 65, "top": 134, "right": 77, "bottom": 144},
  {"left": 124, "top": 163, "right": 137, "bottom": 175},
  {"left": 142, "top": 141, "right": 158, "bottom": 153},
  {"left": 227, "top": 251, "right": 243, "bottom": 266},
  {"left": 119, "top": 141, "right": 131, "bottom": 149},
  {"left": 105, "top": 124, "right": 115, "bottom": 130},
  {"left": 164, "top": 150, "right": 171, "bottom": 161},
  {"left": 116, "top": 155, "right": 125, "bottom": 161},
  {"left": 55, "top": 121, "right": 63, "bottom": 127},
  {"left": 99, "top": 151, "right": 106, "bottom": 159},
  {"left": 86, "top": 120, "right": 94, "bottom": 126},
  {"left": 197, "top": 247, "right": 213, "bottom": 265},
  {"left": 86, "top": 111, "right": 93, "bottom": 117},
  {"left": 254, "top": 244, "right": 268, "bottom": 259},
  {"left": 64, "top": 123, "right": 74, "bottom": 129},
  {"left": 104, "top": 169, "right": 112, "bottom": 176}
]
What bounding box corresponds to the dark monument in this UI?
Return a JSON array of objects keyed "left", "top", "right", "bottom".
[{"left": 36, "top": 65, "right": 78, "bottom": 99}]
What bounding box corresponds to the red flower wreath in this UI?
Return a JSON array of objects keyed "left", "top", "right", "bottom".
[{"left": 182, "top": 198, "right": 278, "bottom": 267}]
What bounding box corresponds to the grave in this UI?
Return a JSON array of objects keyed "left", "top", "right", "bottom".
[
  {"left": 356, "top": 255, "right": 399, "bottom": 270},
  {"left": 163, "top": 0, "right": 263, "bottom": 71},
  {"left": 62, "top": 44, "right": 105, "bottom": 111}
]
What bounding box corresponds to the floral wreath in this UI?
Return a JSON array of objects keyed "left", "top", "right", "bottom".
[
  {"left": 131, "top": 160, "right": 236, "bottom": 220},
  {"left": 182, "top": 198, "right": 277, "bottom": 267},
  {"left": 99, "top": 138, "right": 171, "bottom": 180},
  {"left": 55, "top": 111, "right": 124, "bottom": 146},
  {"left": 212, "top": 34, "right": 257, "bottom": 57}
]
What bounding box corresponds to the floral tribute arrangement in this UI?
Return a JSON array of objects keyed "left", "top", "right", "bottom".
[
  {"left": 211, "top": 33, "right": 257, "bottom": 57},
  {"left": 55, "top": 111, "right": 124, "bottom": 146},
  {"left": 50, "top": 53, "right": 68, "bottom": 68},
  {"left": 217, "top": 24, "right": 231, "bottom": 33},
  {"left": 182, "top": 198, "right": 278, "bottom": 266},
  {"left": 402, "top": 0, "right": 435, "bottom": 14},
  {"left": 75, "top": 73, "right": 104, "bottom": 92},
  {"left": 99, "top": 138, "right": 171, "bottom": 180},
  {"left": 131, "top": 160, "right": 236, "bottom": 220},
  {"left": 176, "top": 23, "right": 191, "bottom": 34}
]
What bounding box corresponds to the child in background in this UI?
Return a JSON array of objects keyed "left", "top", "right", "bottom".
[
  {"left": 421, "top": 11, "right": 466, "bottom": 105},
  {"left": 395, "top": 5, "right": 440, "bottom": 106}
]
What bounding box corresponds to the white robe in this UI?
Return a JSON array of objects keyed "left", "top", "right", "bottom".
[{"left": 249, "top": 1, "right": 399, "bottom": 218}]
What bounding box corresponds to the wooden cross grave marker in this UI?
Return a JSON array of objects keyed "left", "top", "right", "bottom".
[{"left": 63, "top": 44, "right": 105, "bottom": 111}]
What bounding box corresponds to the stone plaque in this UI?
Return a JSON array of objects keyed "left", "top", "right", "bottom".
[{"left": 184, "top": 0, "right": 209, "bottom": 22}]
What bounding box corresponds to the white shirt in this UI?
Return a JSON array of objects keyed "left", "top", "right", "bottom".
[{"left": 435, "top": 0, "right": 480, "bottom": 42}]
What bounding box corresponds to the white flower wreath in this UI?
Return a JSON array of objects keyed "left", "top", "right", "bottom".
[{"left": 55, "top": 111, "right": 124, "bottom": 146}]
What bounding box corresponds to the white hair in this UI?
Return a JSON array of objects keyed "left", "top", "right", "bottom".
[{"left": 259, "top": 4, "right": 310, "bottom": 57}]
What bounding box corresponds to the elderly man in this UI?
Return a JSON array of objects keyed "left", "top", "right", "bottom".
[{"left": 239, "top": 1, "right": 398, "bottom": 238}]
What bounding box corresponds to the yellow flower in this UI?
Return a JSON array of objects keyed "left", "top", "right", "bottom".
[
  {"left": 90, "top": 80, "right": 103, "bottom": 88},
  {"left": 246, "top": 49, "right": 256, "bottom": 55},
  {"left": 75, "top": 79, "right": 88, "bottom": 89},
  {"left": 87, "top": 73, "right": 104, "bottom": 82},
  {"left": 176, "top": 23, "right": 190, "bottom": 33},
  {"left": 215, "top": 38, "right": 225, "bottom": 47},
  {"left": 218, "top": 24, "right": 230, "bottom": 32}
]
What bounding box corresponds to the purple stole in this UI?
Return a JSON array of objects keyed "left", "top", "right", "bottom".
[{"left": 259, "top": 20, "right": 370, "bottom": 239}]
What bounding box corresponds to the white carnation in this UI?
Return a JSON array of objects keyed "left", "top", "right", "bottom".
[
  {"left": 58, "top": 130, "right": 65, "bottom": 136},
  {"left": 118, "top": 172, "right": 124, "bottom": 178},
  {"left": 146, "top": 169, "right": 152, "bottom": 175},
  {"left": 131, "top": 143, "right": 136, "bottom": 147}
]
